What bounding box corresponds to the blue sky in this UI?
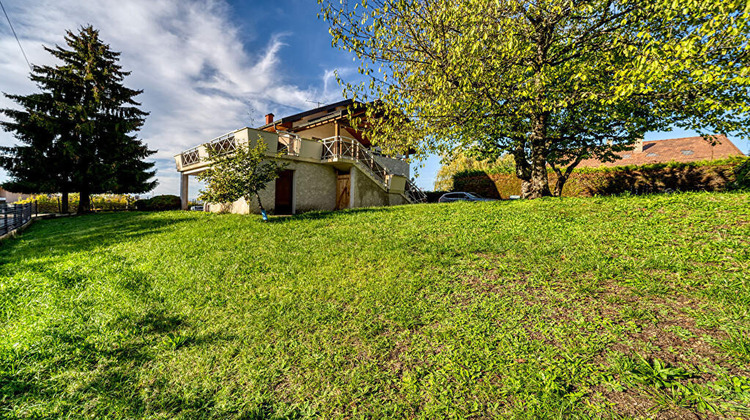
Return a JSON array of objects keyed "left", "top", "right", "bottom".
[{"left": 0, "top": 0, "right": 748, "bottom": 197}]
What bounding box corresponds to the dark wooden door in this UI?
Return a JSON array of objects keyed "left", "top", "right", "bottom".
[
  {"left": 275, "top": 170, "right": 294, "bottom": 214},
  {"left": 336, "top": 173, "right": 350, "bottom": 210}
]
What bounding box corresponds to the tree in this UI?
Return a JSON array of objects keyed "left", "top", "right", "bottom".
[
  {"left": 197, "top": 139, "right": 287, "bottom": 216},
  {"left": 320, "top": 0, "right": 750, "bottom": 198},
  {"left": 0, "top": 26, "right": 155, "bottom": 213}
]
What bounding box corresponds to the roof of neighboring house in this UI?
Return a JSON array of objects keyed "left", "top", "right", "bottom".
[{"left": 577, "top": 135, "right": 745, "bottom": 168}]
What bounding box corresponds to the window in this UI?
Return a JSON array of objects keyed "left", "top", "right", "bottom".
[
  {"left": 623, "top": 154, "right": 632, "bottom": 158},
  {"left": 646, "top": 152, "right": 658, "bottom": 157},
  {"left": 681, "top": 150, "right": 694, "bottom": 155}
]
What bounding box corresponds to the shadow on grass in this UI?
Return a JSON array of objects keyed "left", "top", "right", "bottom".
[
  {"left": 1, "top": 309, "right": 187, "bottom": 416},
  {"left": 0, "top": 252, "right": 193, "bottom": 417},
  {"left": 0, "top": 212, "right": 196, "bottom": 268},
  {"left": 267, "top": 205, "right": 404, "bottom": 224}
]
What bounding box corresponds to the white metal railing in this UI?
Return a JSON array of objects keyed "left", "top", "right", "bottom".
[
  {"left": 208, "top": 133, "right": 236, "bottom": 155},
  {"left": 181, "top": 146, "right": 200, "bottom": 166},
  {"left": 277, "top": 132, "right": 301, "bottom": 156},
  {"left": 321, "top": 136, "right": 389, "bottom": 184},
  {"left": 180, "top": 132, "right": 236, "bottom": 167}
]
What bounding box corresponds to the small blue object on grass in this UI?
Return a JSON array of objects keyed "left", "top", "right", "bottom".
[{"left": 261, "top": 209, "right": 268, "bottom": 221}]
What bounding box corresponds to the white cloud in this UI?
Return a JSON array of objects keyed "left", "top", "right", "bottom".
[{"left": 0, "top": 0, "right": 341, "bottom": 195}]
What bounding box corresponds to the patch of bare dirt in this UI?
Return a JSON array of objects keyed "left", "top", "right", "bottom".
[{"left": 590, "top": 386, "right": 709, "bottom": 420}]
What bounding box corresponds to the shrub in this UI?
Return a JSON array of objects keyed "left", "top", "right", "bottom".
[
  {"left": 453, "top": 158, "right": 750, "bottom": 197},
  {"left": 134, "top": 195, "right": 181, "bottom": 211},
  {"left": 729, "top": 159, "right": 750, "bottom": 190},
  {"left": 16, "top": 193, "right": 134, "bottom": 213}
]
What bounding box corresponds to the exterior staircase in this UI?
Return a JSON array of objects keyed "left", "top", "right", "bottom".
[{"left": 319, "top": 136, "right": 427, "bottom": 204}]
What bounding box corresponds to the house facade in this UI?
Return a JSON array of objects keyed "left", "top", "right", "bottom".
[{"left": 174, "top": 100, "right": 425, "bottom": 214}]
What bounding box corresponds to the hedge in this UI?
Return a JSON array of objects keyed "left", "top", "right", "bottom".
[
  {"left": 133, "top": 195, "right": 181, "bottom": 211},
  {"left": 16, "top": 194, "right": 134, "bottom": 213},
  {"left": 452, "top": 157, "right": 750, "bottom": 198}
]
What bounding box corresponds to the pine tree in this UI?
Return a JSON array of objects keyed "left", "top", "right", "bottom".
[{"left": 0, "top": 26, "right": 155, "bottom": 213}]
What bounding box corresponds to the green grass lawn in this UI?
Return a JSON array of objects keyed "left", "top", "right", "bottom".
[{"left": 1, "top": 192, "right": 749, "bottom": 419}]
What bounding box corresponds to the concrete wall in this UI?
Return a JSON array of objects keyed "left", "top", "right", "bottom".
[
  {"left": 374, "top": 155, "right": 410, "bottom": 177},
  {"left": 208, "top": 159, "right": 337, "bottom": 215},
  {"left": 351, "top": 167, "right": 406, "bottom": 208}
]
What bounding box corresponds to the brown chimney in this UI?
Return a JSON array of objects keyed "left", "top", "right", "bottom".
[{"left": 265, "top": 113, "right": 274, "bottom": 124}]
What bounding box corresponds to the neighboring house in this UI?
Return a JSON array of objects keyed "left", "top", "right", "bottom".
[
  {"left": 174, "top": 100, "right": 426, "bottom": 214},
  {"left": 0, "top": 187, "right": 31, "bottom": 204},
  {"left": 577, "top": 135, "right": 745, "bottom": 168}
]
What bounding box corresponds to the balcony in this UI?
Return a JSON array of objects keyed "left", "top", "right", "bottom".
[
  {"left": 321, "top": 136, "right": 389, "bottom": 184},
  {"left": 175, "top": 129, "right": 427, "bottom": 204}
]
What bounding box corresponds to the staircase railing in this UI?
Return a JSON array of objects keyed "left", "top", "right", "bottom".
[
  {"left": 320, "top": 136, "right": 425, "bottom": 204},
  {"left": 321, "top": 136, "right": 389, "bottom": 185},
  {"left": 405, "top": 179, "right": 427, "bottom": 203}
]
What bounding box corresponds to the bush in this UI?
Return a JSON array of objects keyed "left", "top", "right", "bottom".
[
  {"left": 134, "top": 195, "right": 181, "bottom": 211},
  {"left": 729, "top": 159, "right": 750, "bottom": 190},
  {"left": 453, "top": 157, "right": 750, "bottom": 197},
  {"left": 16, "top": 193, "right": 134, "bottom": 213}
]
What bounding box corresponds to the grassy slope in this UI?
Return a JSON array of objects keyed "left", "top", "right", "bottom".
[{"left": 1, "top": 192, "right": 749, "bottom": 419}]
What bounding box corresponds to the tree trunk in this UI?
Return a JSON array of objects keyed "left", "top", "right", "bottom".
[
  {"left": 527, "top": 154, "right": 552, "bottom": 199},
  {"left": 61, "top": 191, "right": 69, "bottom": 213},
  {"left": 553, "top": 174, "right": 567, "bottom": 197},
  {"left": 524, "top": 113, "right": 552, "bottom": 199},
  {"left": 78, "top": 190, "right": 91, "bottom": 213},
  {"left": 512, "top": 141, "right": 533, "bottom": 199},
  {"left": 551, "top": 155, "right": 584, "bottom": 197},
  {"left": 255, "top": 192, "right": 268, "bottom": 221},
  {"left": 254, "top": 192, "right": 265, "bottom": 212}
]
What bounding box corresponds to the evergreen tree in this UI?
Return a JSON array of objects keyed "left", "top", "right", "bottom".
[{"left": 0, "top": 26, "right": 155, "bottom": 213}]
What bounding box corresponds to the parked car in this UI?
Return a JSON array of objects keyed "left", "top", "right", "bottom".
[
  {"left": 189, "top": 205, "right": 204, "bottom": 211},
  {"left": 438, "top": 192, "right": 498, "bottom": 203}
]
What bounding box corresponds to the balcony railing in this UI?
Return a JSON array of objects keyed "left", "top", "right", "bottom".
[
  {"left": 321, "top": 136, "right": 389, "bottom": 184},
  {"left": 208, "top": 133, "right": 236, "bottom": 155},
  {"left": 277, "top": 132, "right": 301, "bottom": 156},
  {"left": 181, "top": 147, "right": 200, "bottom": 166}
]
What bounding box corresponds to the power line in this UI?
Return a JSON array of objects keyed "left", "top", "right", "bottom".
[{"left": 0, "top": 0, "right": 31, "bottom": 71}]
